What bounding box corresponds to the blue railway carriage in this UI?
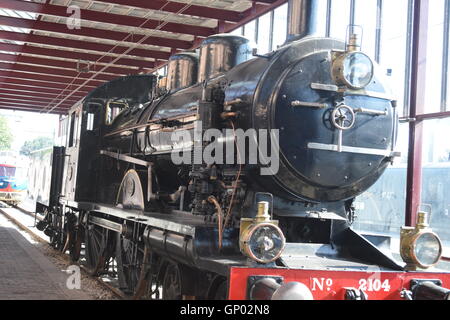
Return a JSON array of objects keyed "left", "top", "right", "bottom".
[{"left": 0, "top": 155, "right": 28, "bottom": 205}]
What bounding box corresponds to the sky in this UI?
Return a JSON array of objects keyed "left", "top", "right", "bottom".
[{"left": 0, "top": 109, "right": 60, "bottom": 153}]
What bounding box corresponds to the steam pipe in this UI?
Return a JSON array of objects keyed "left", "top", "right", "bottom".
[{"left": 287, "top": 0, "right": 320, "bottom": 42}]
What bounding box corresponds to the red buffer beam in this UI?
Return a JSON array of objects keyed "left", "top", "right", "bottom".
[
  {"left": 0, "top": 0, "right": 214, "bottom": 37},
  {"left": 0, "top": 30, "right": 171, "bottom": 61},
  {"left": 0, "top": 15, "right": 192, "bottom": 50},
  {"left": 0, "top": 51, "right": 137, "bottom": 76},
  {"left": 91, "top": 0, "right": 243, "bottom": 22},
  {"left": 0, "top": 42, "right": 155, "bottom": 70}
]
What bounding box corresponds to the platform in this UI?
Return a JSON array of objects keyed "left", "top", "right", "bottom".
[{"left": 0, "top": 216, "right": 90, "bottom": 300}]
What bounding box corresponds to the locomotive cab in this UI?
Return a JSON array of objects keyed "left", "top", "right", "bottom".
[{"left": 61, "top": 75, "right": 157, "bottom": 204}]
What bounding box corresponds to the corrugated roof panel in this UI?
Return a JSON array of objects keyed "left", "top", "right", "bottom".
[
  {"left": 0, "top": 8, "right": 37, "bottom": 34},
  {"left": 0, "top": 0, "right": 286, "bottom": 113}
]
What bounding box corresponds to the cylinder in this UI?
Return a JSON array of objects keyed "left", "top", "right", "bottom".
[
  {"left": 413, "top": 282, "right": 450, "bottom": 300},
  {"left": 144, "top": 227, "right": 196, "bottom": 267},
  {"left": 287, "top": 0, "right": 320, "bottom": 42},
  {"left": 249, "top": 278, "right": 281, "bottom": 300},
  {"left": 249, "top": 278, "right": 314, "bottom": 300},
  {"left": 166, "top": 52, "right": 199, "bottom": 91},
  {"left": 198, "top": 34, "right": 253, "bottom": 82}
]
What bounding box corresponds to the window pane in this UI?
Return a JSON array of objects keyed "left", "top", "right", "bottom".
[
  {"left": 272, "top": 3, "right": 288, "bottom": 50},
  {"left": 423, "top": 0, "right": 446, "bottom": 114},
  {"left": 447, "top": 15, "right": 450, "bottom": 112},
  {"left": 155, "top": 66, "right": 167, "bottom": 77},
  {"left": 379, "top": 0, "right": 410, "bottom": 117},
  {"left": 244, "top": 20, "right": 256, "bottom": 43},
  {"left": 354, "top": 0, "right": 378, "bottom": 59},
  {"left": 257, "top": 12, "right": 272, "bottom": 54},
  {"left": 315, "top": 0, "right": 329, "bottom": 37},
  {"left": 230, "top": 27, "right": 243, "bottom": 36},
  {"left": 329, "top": 0, "right": 351, "bottom": 40},
  {"left": 353, "top": 123, "right": 410, "bottom": 254},
  {"left": 421, "top": 118, "right": 450, "bottom": 257}
]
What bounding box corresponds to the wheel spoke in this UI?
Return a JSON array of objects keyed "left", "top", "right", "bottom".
[{"left": 116, "top": 234, "right": 146, "bottom": 298}]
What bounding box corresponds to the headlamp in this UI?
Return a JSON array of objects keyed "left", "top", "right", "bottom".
[
  {"left": 240, "top": 202, "right": 286, "bottom": 264},
  {"left": 332, "top": 51, "right": 374, "bottom": 90},
  {"left": 401, "top": 212, "right": 443, "bottom": 270}
]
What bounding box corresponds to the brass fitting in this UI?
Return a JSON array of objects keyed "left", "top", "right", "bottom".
[
  {"left": 400, "top": 212, "right": 443, "bottom": 270},
  {"left": 239, "top": 201, "right": 286, "bottom": 264}
]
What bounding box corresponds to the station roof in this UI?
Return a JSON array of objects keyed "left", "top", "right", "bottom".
[{"left": 0, "top": 0, "right": 285, "bottom": 114}]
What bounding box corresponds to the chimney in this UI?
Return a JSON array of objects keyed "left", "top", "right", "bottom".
[{"left": 286, "top": 0, "right": 320, "bottom": 42}]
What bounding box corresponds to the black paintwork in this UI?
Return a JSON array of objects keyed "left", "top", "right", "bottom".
[{"left": 36, "top": 33, "right": 404, "bottom": 289}]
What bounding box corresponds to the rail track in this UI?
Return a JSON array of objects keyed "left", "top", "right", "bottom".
[{"left": 0, "top": 201, "right": 126, "bottom": 300}]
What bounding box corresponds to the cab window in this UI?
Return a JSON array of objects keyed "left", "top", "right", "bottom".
[{"left": 105, "top": 101, "right": 128, "bottom": 125}]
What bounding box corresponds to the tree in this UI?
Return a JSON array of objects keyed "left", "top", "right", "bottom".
[
  {"left": 0, "top": 115, "right": 13, "bottom": 150},
  {"left": 20, "top": 136, "right": 54, "bottom": 156}
]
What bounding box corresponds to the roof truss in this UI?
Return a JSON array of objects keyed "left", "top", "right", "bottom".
[{"left": 0, "top": 0, "right": 286, "bottom": 114}]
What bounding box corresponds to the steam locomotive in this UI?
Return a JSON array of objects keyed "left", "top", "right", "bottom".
[{"left": 34, "top": 0, "right": 450, "bottom": 300}]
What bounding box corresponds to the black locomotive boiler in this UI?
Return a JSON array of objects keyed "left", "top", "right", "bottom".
[{"left": 35, "top": 0, "right": 450, "bottom": 300}]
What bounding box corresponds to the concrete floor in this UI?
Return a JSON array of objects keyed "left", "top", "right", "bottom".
[{"left": 0, "top": 215, "right": 90, "bottom": 300}]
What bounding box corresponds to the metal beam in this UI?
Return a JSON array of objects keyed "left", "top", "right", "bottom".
[
  {"left": 252, "top": 0, "right": 281, "bottom": 3},
  {"left": 0, "top": 76, "right": 95, "bottom": 92},
  {"left": 0, "top": 104, "right": 67, "bottom": 114},
  {"left": 0, "top": 42, "right": 154, "bottom": 70},
  {"left": 415, "top": 111, "right": 450, "bottom": 122},
  {"left": 0, "top": 90, "right": 79, "bottom": 102},
  {"left": 222, "top": 0, "right": 287, "bottom": 33},
  {"left": 0, "top": 61, "right": 117, "bottom": 82},
  {"left": 0, "top": 30, "right": 171, "bottom": 61},
  {"left": 0, "top": 97, "right": 75, "bottom": 110},
  {"left": 0, "top": 52, "right": 134, "bottom": 76},
  {"left": 441, "top": 0, "right": 450, "bottom": 112},
  {"left": 0, "top": 94, "right": 74, "bottom": 105},
  {"left": 0, "top": 0, "right": 214, "bottom": 37},
  {"left": 151, "top": 0, "right": 287, "bottom": 70},
  {"left": 0, "top": 69, "right": 104, "bottom": 87},
  {"left": 0, "top": 98, "right": 72, "bottom": 109},
  {"left": 0, "top": 83, "right": 85, "bottom": 98},
  {"left": 0, "top": 15, "right": 192, "bottom": 50},
  {"left": 91, "top": 0, "right": 243, "bottom": 22},
  {"left": 405, "top": 0, "right": 429, "bottom": 227}
]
